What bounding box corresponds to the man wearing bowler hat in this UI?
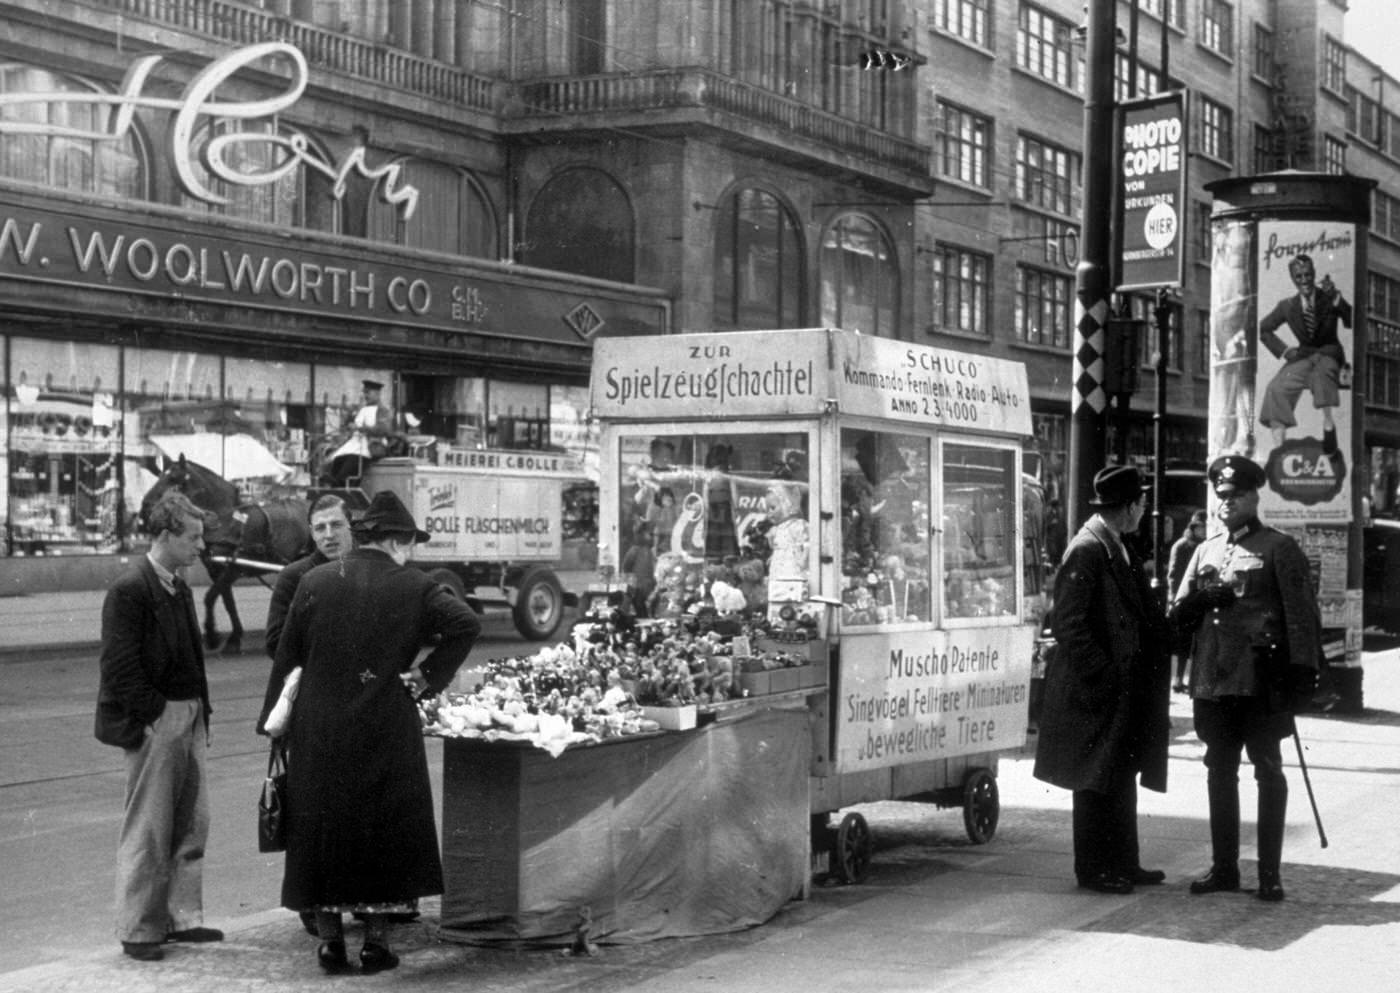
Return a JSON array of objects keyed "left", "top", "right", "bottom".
[
  {"left": 1169, "top": 454, "right": 1320, "bottom": 902},
  {"left": 1034, "top": 464, "right": 1172, "bottom": 894}
]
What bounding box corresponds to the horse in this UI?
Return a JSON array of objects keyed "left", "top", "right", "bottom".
[{"left": 140, "top": 454, "right": 310, "bottom": 655}]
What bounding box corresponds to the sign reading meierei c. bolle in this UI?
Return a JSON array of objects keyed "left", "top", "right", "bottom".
[{"left": 1118, "top": 91, "right": 1187, "bottom": 291}]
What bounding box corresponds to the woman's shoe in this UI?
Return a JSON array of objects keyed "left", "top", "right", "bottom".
[
  {"left": 359, "top": 942, "right": 400, "bottom": 974},
  {"left": 317, "top": 940, "right": 350, "bottom": 973}
]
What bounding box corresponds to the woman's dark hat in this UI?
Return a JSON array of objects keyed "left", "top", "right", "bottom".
[
  {"left": 1208, "top": 454, "right": 1265, "bottom": 496},
  {"left": 1087, "top": 465, "right": 1144, "bottom": 507},
  {"left": 352, "top": 490, "right": 429, "bottom": 543}
]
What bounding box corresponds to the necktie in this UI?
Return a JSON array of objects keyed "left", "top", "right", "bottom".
[{"left": 1302, "top": 296, "right": 1316, "bottom": 340}]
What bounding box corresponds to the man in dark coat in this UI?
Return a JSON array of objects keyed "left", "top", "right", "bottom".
[
  {"left": 260, "top": 489, "right": 480, "bottom": 973},
  {"left": 1167, "top": 509, "right": 1209, "bottom": 692},
  {"left": 96, "top": 491, "right": 223, "bottom": 961},
  {"left": 1033, "top": 465, "right": 1172, "bottom": 894},
  {"left": 1170, "top": 455, "right": 1321, "bottom": 902}
]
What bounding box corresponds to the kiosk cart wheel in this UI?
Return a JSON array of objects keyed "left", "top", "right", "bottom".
[
  {"left": 962, "top": 768, "right": 1000, "bottom": 844},
  {"left": 834, "top": 812, "right": 872, "bottom": 884},
  {"left": 512, "top": 567, "right": 565, "bottom": 641}
]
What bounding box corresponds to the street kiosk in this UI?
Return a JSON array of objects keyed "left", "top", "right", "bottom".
[{"left": 433, "top": 328, "right": 1039, "bottom": 944}]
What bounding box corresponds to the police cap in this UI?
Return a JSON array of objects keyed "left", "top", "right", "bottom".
[{"left": 1208, "top": 454, "right": 1265, "bottom": 497}]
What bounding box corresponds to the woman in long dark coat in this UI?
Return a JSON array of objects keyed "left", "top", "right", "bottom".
[{"left": 259, "top": 490, "right": 479, "bottom": 973}]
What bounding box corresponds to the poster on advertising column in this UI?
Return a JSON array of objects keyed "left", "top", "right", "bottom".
[{"left": 1252, "top": 220, "right": 1355, "bottom": 525}]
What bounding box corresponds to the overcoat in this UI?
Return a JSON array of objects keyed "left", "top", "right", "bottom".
[
  {"left": 260, "top": 548, "right": 480, "bottom": 909},
  {"left": 1033, "top": 517, "right": 1171, "bottom": 794},
  {"left": 95, "top": 556, "right": 210, "bottom": 749}
]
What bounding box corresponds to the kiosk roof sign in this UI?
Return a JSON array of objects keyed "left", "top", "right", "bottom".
[{"left": 591, "top": 329, "right": 1032, "bottom": 436}]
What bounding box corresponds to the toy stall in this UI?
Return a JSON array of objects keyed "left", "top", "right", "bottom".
[{"left": 424, "top": 328, "right": 1038, "bottom": 945}]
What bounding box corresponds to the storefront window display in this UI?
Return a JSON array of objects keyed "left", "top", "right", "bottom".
[
  {"left": 942, "top": 442, "right": 1020, "bottom": 620},
  {"left": 839, "top": 429, "right": 932, "bottom": 626},
  {"left": 224, "top": 358, "right": 313, "bottom": 491},
  {"left": 616, "top": 430, "right": 812, "bottom": 620},
  {"left": 8, "top": 338, "right": 122, "bottom": 555}
]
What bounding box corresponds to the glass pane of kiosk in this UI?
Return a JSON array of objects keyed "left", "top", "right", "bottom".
[
  {"left": 942, "top": 442, "right": 1020, "bottom": 620},
  {"left": 839, "top": 428, "right": 933, "bottom": 627},
  {"left": 615, "top": 430, "right": 810, "bottom": 619}
]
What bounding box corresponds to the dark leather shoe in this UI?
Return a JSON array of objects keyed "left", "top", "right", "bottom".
[
  {"left": 359, "top": 942, "right": 400, "bottom": 973},
  {"left": 318, "top": 940, "right": 350, "bottom": 973},
  {"left": 166, "top": 926, "right": 223, "bottom": 943},
  {"left": 1257, "top": 873, "right": 1286, "bottom": 902},
  {"left": 1130, "top": 867, "right": 1166, "bottom": 885},
  {"left": 122, "top": 941, "right": 164, "bottom": 961},
  {"left": 1189, "top": 865, "right": 1241, "bottom": 894},
  {"left": 1077, "top": 871, "right": 1134, "bottom": 894}
]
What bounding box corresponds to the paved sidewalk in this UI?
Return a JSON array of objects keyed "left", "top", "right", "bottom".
[{"left": 4, "top": 649, "right": 1398, "bottom": 993}]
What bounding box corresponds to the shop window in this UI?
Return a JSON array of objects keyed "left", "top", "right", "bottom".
[
  {"left": 7, "top": 338, "right": 122, "bottom": 556},
  {"left": 489, "top": 380, "right": 549, "bottom": 450},
  {"left": 521, "top": 167, "right": 634, "bottom": 283},
  {"left": 224, "top": 357, "right": 313, "bottom": 494},
  {"left": 839, "top": 429, "right": 931, "bottom": 627},
  {"left": 942, "top": 442, "right": 1019, "bottom": 621},
  {"left": 820, "top": 214, "right": 899, "bottom": 337},
  {"left": 616, "top": 430, "right": 812, "bottom": 620},
  {"left": 0, "top": 64, "right": 146, "bottom": 198},
  {"left": 367, "top": 158, "right": 497, "bottom": 259},
  {"left": 180, "top": 120, "right": 340, "bottom": 232},
  {"left": 713, "top": 187, "right": 805, "bottom": 330}
]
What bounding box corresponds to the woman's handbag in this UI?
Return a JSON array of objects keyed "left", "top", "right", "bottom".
[{"left": 258, "top": 740, "right": 288, "bottom": 853}]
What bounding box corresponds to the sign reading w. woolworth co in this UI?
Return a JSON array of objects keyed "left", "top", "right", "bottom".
[{"left": 591, "top": 328, "right": 1032, "bottom": 436}]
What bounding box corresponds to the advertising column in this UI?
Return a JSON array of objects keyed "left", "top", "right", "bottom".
[{"left": 1205, "top": 174, "right": 1375, "bottom": 711}]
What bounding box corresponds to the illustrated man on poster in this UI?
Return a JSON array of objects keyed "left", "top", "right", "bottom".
[{"left": 1257, "top": 254, "right": 1351, "bottom": 457}]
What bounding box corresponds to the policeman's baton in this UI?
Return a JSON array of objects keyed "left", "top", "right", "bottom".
[{"left": 1292, "top": 721, "right": 1328, "bottom": 849}]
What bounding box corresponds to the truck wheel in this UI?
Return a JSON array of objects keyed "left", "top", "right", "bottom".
[
  {"left": 512, "top": 567, "right": 565, "bottom": 641},
  {"left": 428, "top": 568, "right": 467, "bottom": 600}
]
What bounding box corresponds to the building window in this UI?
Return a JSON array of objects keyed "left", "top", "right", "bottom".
[
  {"left": 1016, "top": 135, "right": 1078, "bottom": 216},
  {"left": 1195, "top": 201, "right": 1213, "bottom": 265},
  {"left": 181, "top": 121, "right": 339, "bottom": 231},
  {"left": 1199, "top": 96, "right": 1233, "bottom": 163},
  {"left": 1115, "top": 53, "right": 1165, "bottom": 102},
  {"left": 1374, "top": 190, "right": 1400, "bottom": 243},
  {"left": 1367, "top": 319, "right": 1400, "bottom": 412},
  {"left": 0, "top": 64, "right": 147, "bottom": 199},
  {"left": 1323, "top": 36, "right": 1347, "bottom": 94},
  {"left": 1195, "top": 309, "right": 1211, "bottom": 376},
  {"left": 571, "top": 0, "right": 606, "bottom": 74},
  {"left": 820, "top": 214, "right": 900, "bottom": 337},
  {"left": 522, "top": 167, "right": 634, "bottom": 282},
  {"left": 1017, "top": 4, "right": 1078, "bottom": 90},
  {"left": 1014, "top": 265, "right": 1072, "bottom": 348},
  {"left": 1138, "top": 0, "right": 1183, "bottom": 26},
  {"left": 1253, "top": 124, "right": 1281, "bottom": 173},
  {"left": 935, "top": 0, "right": 991, "bottom": 48},
  {"left": 1323, "top": 136, "right": 1346, "bottom": 175},
  {"left": 714, "top": 187, "right": 805, "bottom": 330},
  {"left": 1252, "top": 23, "right": 1275, "bottom": 81},
  {"left": 931, "top": 244, "right": 990, "bottom": 335},
  {"left": 367, "top": 159, "right": 497, "bottom": 260},
  {"left": 936, "top": 101, "right": 991, "bottom": 187},
  {"left": 1368, "top": 272, "right": 1400, "bottom": 323},
  {"left": 1199, "top": 0, "right": 1234, "bottom": 56},
  {"left": 1351, "top": 89, "right": 1386, "bottom": 146}
]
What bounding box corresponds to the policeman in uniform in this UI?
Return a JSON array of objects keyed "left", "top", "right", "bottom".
[{"left": 1169, "top": 454, "right": 1321, "bottom": 902}]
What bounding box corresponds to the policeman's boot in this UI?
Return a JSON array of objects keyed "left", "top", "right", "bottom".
[
  {"left": 1256, "top": 781, "right": 1289, "bottom": 902},
  {"left": 1191, "top": 773, "right": 1241, "bottom": 894}
]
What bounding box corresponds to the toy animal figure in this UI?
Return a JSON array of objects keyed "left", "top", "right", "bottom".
[{"left": 736, "top": 558, "right": 767, "bottom": 612}]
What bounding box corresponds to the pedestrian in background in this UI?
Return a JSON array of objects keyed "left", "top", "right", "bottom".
[
  {"left": 1170, "top": 455, "right": 1320, "bottom": 902},
  {"left": 259, "top": 493, "right": 353, "bottom": 937},
  {"left": 1033, "top": 465, "right": 1172, "bottom": 895},
  {"left": 1167, "top": 509, "right": 1209, "bottom": 693},
  {"left": 260, "top": 490, "right": 480, "bottom": 973},
  {"left": 1043, "top": 498, "right": 1067, "bottom": 568},
  {"left": 95, "top": 491, "right": 224, "bottom": 961}
]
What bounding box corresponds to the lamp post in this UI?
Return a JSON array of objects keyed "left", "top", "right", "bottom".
[{"left": 1066, "top": 0, "right": 1119, "bottom": 535}]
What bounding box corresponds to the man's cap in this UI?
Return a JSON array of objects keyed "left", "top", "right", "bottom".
[
  {"left": 362, "top": 378, "right": 385, "bottom": 391},
  {"left": 1087, "top": 465, "right": 1144, "bottom": 507},
  {"left": 1208, "top": 454, "right": 1265, "bottom": 496},
  {"left": 351, "top": 490, "right": 429, "bottom": 544}
]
